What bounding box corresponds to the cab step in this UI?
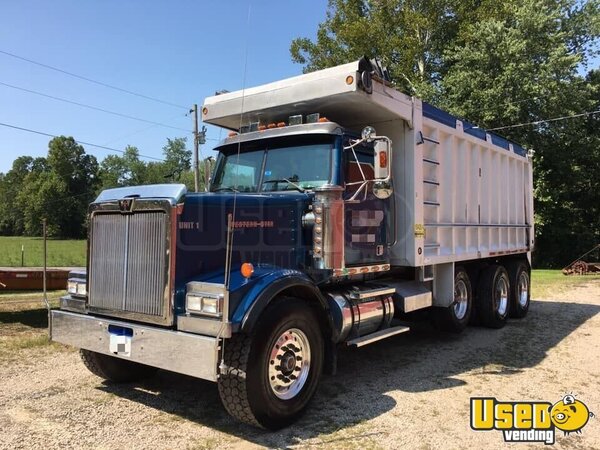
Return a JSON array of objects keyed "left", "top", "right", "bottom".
[{"left": 346, "top": 325, "right": 410, "bottom": 348}]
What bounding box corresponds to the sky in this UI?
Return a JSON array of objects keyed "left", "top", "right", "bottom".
[{"left": 0, "top": 0, "right": 328, "bottom": 173}]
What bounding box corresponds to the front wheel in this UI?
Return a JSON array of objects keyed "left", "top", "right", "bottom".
[{"left": 218, "top": 298, "right": 324, "bottom": 429}]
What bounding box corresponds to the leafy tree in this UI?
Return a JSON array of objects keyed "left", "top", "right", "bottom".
[
  {"left": 142, "top": 137, "right": 192, "bottom": 184},
  {"left": 99, "top": 146, "right": 147, "bottom": 189},
  {"left": 290, "top": 0, "right": 461, "bottom": 98},
  {"left": 0, "top": 156, "right": 47, "bottom": 235}
]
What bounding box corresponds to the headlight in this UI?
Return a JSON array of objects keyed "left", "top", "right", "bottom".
[
  {"left": 76, "top": 283, "right": 87, "bottom": 296},
  {"left": 67, "top": 280, "right": 78, "bottom": 294},
  {"left": 67, "top": 278, "right": 87, "bottom": 298},
  {"left": 186, "top": 293, "right": 222, "bottom": 317}
]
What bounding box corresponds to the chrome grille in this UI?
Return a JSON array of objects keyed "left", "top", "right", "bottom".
[{"left": 89, "top": 211, "right": 168, "bottom": 320}]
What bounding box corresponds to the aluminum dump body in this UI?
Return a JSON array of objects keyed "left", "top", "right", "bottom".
[{"left": 202, "top": 61, "right": 533, "bottom": 268}]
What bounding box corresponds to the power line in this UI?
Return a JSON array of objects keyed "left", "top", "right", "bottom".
[
  {"left": 0, "top": 49, "right": 188, "bottom": 110},
  {"left": 0, "top": 121, "right": 165, "bottom": 162},
  {"left": 0, "top": 80, "right": 191, "bottom": 133},
  {"left": 485, "top": 110, "right": 600, "bottom": 131}
]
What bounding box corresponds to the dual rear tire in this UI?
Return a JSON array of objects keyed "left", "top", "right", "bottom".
[{"left": 434, "top": 260, "right": 530, "bottom": 332}]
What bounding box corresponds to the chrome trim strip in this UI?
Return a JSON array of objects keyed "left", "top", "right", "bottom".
[
  {"left": 332, "top": 264, "right": 391, "bottom": 277},
  {"left": 177, "top": 315, "right": 232, "bottom": 338},
  {"left": 346, "top": 325, "right": 410, "bottom": 347},
  {"left": 95, "top": 184, "right": 187, "bottom": 203},
  {"left": 216, "top": 122, "right": 344, "bottom": 147},
  {"left": 424, "top": 223, "right": 531, "bottom": 228},
  {"left": 349, "top": 287, "right": 396, "bottom": 300},
  {"left": 60, "top": 295, "right": 87, "bottom": 313},
  {"left": 51, "top": 310, "right": 219, "bottom": 381}
]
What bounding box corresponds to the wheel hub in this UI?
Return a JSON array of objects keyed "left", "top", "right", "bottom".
[
  {"left": 495, "top": 276, "right": 509, "bottom": 316},
  {"left": 453, "top": 279, "right": 468, "bottom": 320},
  {"left": 518, "top": 272, "right": 529, "bottom": 307},
  {"left": 268, "top": 328, "right": 311, "bottom": 400}
]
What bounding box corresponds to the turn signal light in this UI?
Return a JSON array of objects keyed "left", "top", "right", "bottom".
[
  {"left": 241, "top": 263, "right": 254, "bottom": 278},
  {"left": 379, "top": 151, "right": 388, "bottom": 168}
]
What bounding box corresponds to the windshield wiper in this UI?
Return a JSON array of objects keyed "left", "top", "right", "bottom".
[
  {"left": 262, "top": 178, "right": 305, "bottom": 193},
  {"left": 212, "top": 186, "right": 240, "bottom": 193}
]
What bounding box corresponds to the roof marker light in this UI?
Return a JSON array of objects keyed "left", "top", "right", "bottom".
[
  {"left": 306, "top": 113, "right": 320, "bottom": 123},
  {"left": 289, "top": 115, "right": 303, "bottom": 125}
]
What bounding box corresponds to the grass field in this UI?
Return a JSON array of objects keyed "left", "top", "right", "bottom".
[
  {"left": 531, "top": 269, "right": 600, "bottom": 299},
  {"left": 0, "top": 236, "right": 86, "bottom": 267}
]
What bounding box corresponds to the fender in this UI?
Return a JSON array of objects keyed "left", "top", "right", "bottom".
[{"left": 231, "top": 268, "right": 331, "bottom": 334}]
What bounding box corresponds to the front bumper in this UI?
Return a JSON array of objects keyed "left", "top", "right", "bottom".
[{"left": 51, "top": 310, "right": 219, "bottom": 381}]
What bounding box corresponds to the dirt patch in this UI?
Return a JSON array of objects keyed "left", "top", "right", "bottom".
[{"left": 1, "top": 282, "right": 599, "bottom": 449}]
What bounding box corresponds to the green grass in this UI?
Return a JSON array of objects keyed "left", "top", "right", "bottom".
[
  {"left": 0, "top": 236, "right": 86, "bottom": 267},
  {"left": 531, "top": 269, "right": 600, "bottom": 299},
  {"left": 0, "top": 294, "right": 65, "bottom": 361}
]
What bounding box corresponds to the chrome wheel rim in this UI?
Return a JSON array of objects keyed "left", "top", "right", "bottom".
[
  {"left": 267, "top": 328, "right": 311, "bottom": 400},
  {"left": 518, "top": 272, "right": 529, "bottom": 307},
  {"left": 496, "top": 276, "right": 509, "bottom": 316},
  {"left": 454, "top": 279, "right": 469, "bottom": 320}
]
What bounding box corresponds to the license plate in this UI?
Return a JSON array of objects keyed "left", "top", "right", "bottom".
[{"left": 109, "top": 333, "right": 132, "bottom": 357}]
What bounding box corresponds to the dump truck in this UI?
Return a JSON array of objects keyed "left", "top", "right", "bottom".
[{"left": 50, "top": 58, "right": 534, "bottom": 429}]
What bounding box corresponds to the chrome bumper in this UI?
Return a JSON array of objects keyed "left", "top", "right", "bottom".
[{"left": 51, "top": 310, "right": 219, "bottom": 381}]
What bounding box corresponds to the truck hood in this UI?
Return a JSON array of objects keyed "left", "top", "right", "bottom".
[{"left": 174, "top": 192, "right": 312, "bottom": 286}]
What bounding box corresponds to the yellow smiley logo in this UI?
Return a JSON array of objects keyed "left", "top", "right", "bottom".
[{"left": 550, "top": 395, "right": 594, "bottom": 435}]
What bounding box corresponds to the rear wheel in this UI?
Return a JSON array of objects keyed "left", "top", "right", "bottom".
[
  {"left": 80, "top": 349, "right": 158, "bottom": 382},
  {"left": 507, "top": 260, "right": 530, "bottom": 318},
  {"left": 218, "top": 298, "right": 324, "bottom": 429},
  {"left": 432, "top": 267, "right": 472, "bottom": 333},
  {"left": 476, "top": 265, "right": 510, "bottom": 328}
]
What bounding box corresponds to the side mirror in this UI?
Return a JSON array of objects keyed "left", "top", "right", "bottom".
[{"left": 374, "top": 140, "right": 390, "bottom": 180}]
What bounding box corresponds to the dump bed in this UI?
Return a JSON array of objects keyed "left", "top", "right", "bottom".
[{"left": 202, "top": 60, "right": 533, "bottom": 268}]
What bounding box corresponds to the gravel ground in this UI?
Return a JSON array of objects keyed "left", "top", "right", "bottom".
[{"left": 1, "top": 281, "right": 599, "bottom": 450}]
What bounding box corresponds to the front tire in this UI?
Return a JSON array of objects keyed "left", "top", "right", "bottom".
[
  {"left": 80, "top": 349, "right": 158, "bottom": 382},
  {"left": 432, "top": 266, "right": 472, "bottom": 333},
  {"left": 476, "top": 265, "right": 510, "bottom": 328},
  {"left": 218, "top": 298, "right": 324, "bottom": 429}
]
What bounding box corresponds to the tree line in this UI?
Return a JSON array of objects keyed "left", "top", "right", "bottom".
[
  {"left": 291, "top": 0, "right": 599, "bottom": 268},
  {"left": 0, "top": 136, "right": 213, "bottom": 239}
]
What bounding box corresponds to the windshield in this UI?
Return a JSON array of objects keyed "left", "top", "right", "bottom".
[{"left": 211, "top": 136, "right": 334, "bottom": 192}]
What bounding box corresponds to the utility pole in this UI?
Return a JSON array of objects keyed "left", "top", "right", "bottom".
[
  {"left": 192, "top": 104, "right": 199, "bottom": 192},
  {"left": 198, "top": 126, "right": 208, "bottom": 191}
]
